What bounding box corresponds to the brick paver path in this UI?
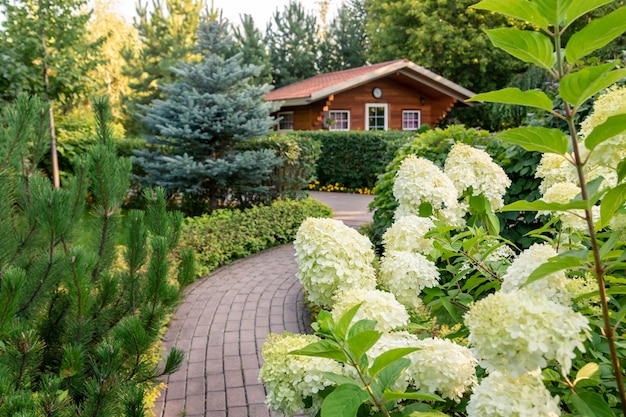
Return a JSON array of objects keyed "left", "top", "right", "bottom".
[{"left": 154, "top": 193, "right": 374, "bottom": 417}]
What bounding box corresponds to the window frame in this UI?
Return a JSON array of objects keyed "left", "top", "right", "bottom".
[
  {"left": 365, "top": 103, "right": 388, "bottom": 131},
  {"left": 327, "top": 110, "right": 351, "bottom": 131},
  {"left": 402, "top": 110, "right": 422, "bottom": 131},
  {"left": 277, "top": 111, "right": 294, "bottom": 131}
]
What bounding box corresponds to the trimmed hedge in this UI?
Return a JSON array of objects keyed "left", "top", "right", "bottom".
[
  {"left": 369, "top": 125, "right": 542, "bottom": 248},
  {"left": 180, "top": 197, "right": 333, "bottom": 277},
  {"left": 286, "top": 131, "right": 422, "bottom": 189}
]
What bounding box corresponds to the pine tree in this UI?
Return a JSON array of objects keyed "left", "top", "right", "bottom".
[
  {"left": 134, "top": 17, "right": 281, "bottom": 214},
  {"left": 265, "top": 1, "right": 320, "bottom": 87},
  {"left": 0, "top": 94, "right": 192, "bottom": 416},
  {"left": 319, "top": 0, "right": 368, "bottom": 73},
  {"left": 232, "top": 14, "right": 272, "bottom": 85}
]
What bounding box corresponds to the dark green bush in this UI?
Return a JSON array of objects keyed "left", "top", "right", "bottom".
[
  {"left": 369, "top": 125, "right": 542, "bottom": 248},
  {"left": 288, "top": 130, "right": 422, "bottom": 189},
  {"left": 181, "top": 197, "right": 333, "bottom": 277}
]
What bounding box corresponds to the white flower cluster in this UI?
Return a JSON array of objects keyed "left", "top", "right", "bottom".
[
  {"left": 467, "top": 370, "right": 561, "bottom": 417},
  {"left": 501, "top": 243, "right": 570, "bottom": 305},
  {"left": 535, "top": 153, "right": 577, "bottom": 195},
  {"left": 379, "top": 251, "right": 440, "bottom": 309},
  {"left": 259, "top": 333, "right": 344, "bottom": 417},
  {"left": 465, "top": 289, "right": 590, "bottom": 376},
  {"left": 444, "top": 143, "right": 511, "bottom": 210},
  {"left": 331, "top": 288, "right": 409, "bottom": 332},
  {"left": 410, "top": 337, "right": 478, "bottom": 402},
  {"left": 382, "top": 215, "right": 435, "bottom": 254},
  {"left": 294, "top": 218, "right": 376, "bottom": 307},
  {"left": 393, "top": 155, "right": 462, "bottom": 224}
]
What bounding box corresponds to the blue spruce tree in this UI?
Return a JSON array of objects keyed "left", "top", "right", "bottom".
[{"left": 134, "top": 17, "right": 281, "bottom": 214}]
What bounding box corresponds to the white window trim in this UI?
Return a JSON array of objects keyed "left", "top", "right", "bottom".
[
  {"left": 277, "top": 111, "right": 294, "bottom": 131},
  {"left": 365, "top": 103, "right": 388, "bottom": 131},
  {"left": 402, "top": 110, "right": 422, "bottom": 131},
  {"left": 328, "top": 110, "right": 350, "bottom": 131}
]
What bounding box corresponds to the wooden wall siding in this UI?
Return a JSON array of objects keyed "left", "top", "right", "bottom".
[{"left": 273, "top": 78, "right": 458, "bottom": 131}]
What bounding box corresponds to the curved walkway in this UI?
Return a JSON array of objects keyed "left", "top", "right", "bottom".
[{"left": 154, "top": 192, "right": 375, "bottom": 417}]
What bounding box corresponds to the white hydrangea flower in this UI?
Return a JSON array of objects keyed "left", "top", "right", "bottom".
[
  {"left": 535, "top": 153, "right": 577, "bottom": 195},
  {"left": 541, "top": 182, "right": 601, "bottom": 231},
  {"left": 467, "top": 369, "right": 561, "bottom": 417},
  {"left": 465, "top": 289, "right": 590, "bottom": 376},
  {"left": 393, "top": 155, "right": 459, "bottom": 213},
  {"left": 501, "top": 243, "right": 570, "bottom": 305},
  {"left": 444, "top": 143, "right": 511, "bottom": 210},
  {"left": 410, "top": 337, "right": 478, "bottom": 402},
  {"left": 294, "top": 218, "right": 376, "bottom": 308},
  {"left": 331, "top": 288, "right": 409, "bottom": 332},
  {"left": 379, "top": 251, "right": 440, "bottom": 309},
  {"left": 382, "top": 215, "right": 435, "bottom": 254},
  {"left": 260, "top": 333, "right": 344, "bottom": 417}
]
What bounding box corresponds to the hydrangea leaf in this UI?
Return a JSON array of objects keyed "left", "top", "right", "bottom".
[
  {"left": 320, "top": 383, "right": 369, "bottom": 417},
  {"left": 618, "top": 158, "right": 626, "bottom": 184},
  {"left": 600, "top": 184, "right": 626, "bottom": 228},
  {"left": 371, "top": 357, "right": 410, "bottom": 395},
  {"left": 468, "top": 88, "right": 554, "bottom": 112},
  {"left": 347, "top": 330, "right": 382, "bottom": 362},
  {"left": 335, "top": 303, "right": 364, "bottom": 341},
  {"left": 585, "top": 114, "right": 626, "bottom": 151},
  {"left": 563, "top": 0, "right": 618, "bottom": 29},
  {"left": 321, "top": 371, "right": 362, "bottom": 387},
  {"left": 289, "top": 340, "right": 347, "bottom": 362},
  {"left": 524, "top": 255, "right": 586, "bottom": 287},
  {"left": 348, "top": 319, "right": 378, "bottom": 339},
  {"left": 485, "top": 28, "right": 555, "bottom": 71},
  {"left": 566, "top": 7, "right": 626, "bottom": 63},
  {"left": 498, "top": 127, "right": 568, "bottom": 155},
  {"left": 560, "top": 63, "right": 626, "bottom": 108},
  {"left": 369, "top": 347, "right": 420, "bottom": 377},
  {"left": 384, "top": 390, "right": 444, "bottom": 402},
  {"left": 534, "top": 0, "right": 567, "bottom": 28},
  {"left": 501, "top": 199, "right": 590, "bottom": 212},
  {"left": 471, "top": 0, "right": 550, "bottom": 29},
  {"left": 570, "top": 390, "right": 615, "bottom": 417},
  {"left": 573, "top": 363, "right": 601, "bottom": 387}
]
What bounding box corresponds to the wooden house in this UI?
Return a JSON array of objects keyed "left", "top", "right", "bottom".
[{"left": 264, "top": 59, "right": 476, "bottom": 131}]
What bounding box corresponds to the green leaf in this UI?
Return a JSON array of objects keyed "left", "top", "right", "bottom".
[
  {"left": 322, "top": 371, "right": 363, "bottom": 387},
  {"left": 534, "top": 0, "right": 568, "bottom": 28},
  {"left": 600, "top": 184, "right": 626, "bottom": 228},
  {"left": 570, "top": 390, "right": 616, "bottom": 417},
  {"left": 566, "top": 7, "right": 626, "bottom": 63},
  {"left": 403, "top": 412, "right": 449, "bottom": 417},
  {"left": 560, "top": 63, "right": 626, "bottom": 107},
  {"left": 290, "top": 340, "right": 347, "bottom": 362},
  {"left": 585, "top": 114, "right": 626, "bottom": 151},
  {"left": 348, "top": 319, "right": 378, "bottom": 339},
  {"left": 563, "top": 0, "right": 619, "bottom": 28},
  {"left": 618, "top": 158, "right": 626, "bottom": 183},
  {"left": 384, "top": 390, "right": 444, "bottom": 402},
  {"left": 524, "top": 255, "right": 586, "bottom": 287},
  {"left": 419, "top": 202, "right": 433, "bottom": 217},
  {"left": 468, "top": 88, "right": 554, "bottom": 111},
  {"left": 369, "top": 348, "right": 420, "bottom": 377},
  {"left": 347, "top": 330, "right": 382, "bottom": 363},
  {"left": 372, "top": 358, "right": 411, "bottom": 394},
  {"left": 321, "top": 384, "right": 369, "bottom": 417},
  {"left": 573, "top": 363, "right": 601, "bottom": 386},
  {"left": 336, "top": 303, "right": 364, "bottom": 341},
  {"left": 485, "top": 28, "right": 555, "bottom": 71},
  {"left": 612, "top": 303, "right": 626, "bottom": 330},
  {"left": 471, "top": 0, "right": 550, "bottom": 29},
  {"left": 500, "top": 199, "right": 590, "bottom": 212},
  {"left": 498, "top": 127, "right": 568, "bottom": 154}
]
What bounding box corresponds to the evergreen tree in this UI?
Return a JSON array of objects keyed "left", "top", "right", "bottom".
[
  {"left": 0, "top": 94, "right": 192, "bottom": 416},
  {"left": 232, "top": 14, "right": 272, "bottom": 84},
  {"left": 265, "top": 1, "right": 319, "bottom": 87},
  {"left": 134, "top": 17, "right": 281, "bottom": 214},
  {"left": 121, "top": 0, "right": 203, "bottom": 135},
  {"left": 319, "top": 0, "right": 368, "bottom": 73}
]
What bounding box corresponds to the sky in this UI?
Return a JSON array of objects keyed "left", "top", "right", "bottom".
[{"left": 113, "top": 0, "right": 341, "bottom": 30}]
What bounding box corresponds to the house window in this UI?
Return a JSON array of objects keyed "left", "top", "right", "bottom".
[
  {"left": 327, "top": 110, "right": 350, "bottom": 131},
  {"left": 366, "top": 104, "right": 388, "bottom": 131},
  {"left": 278, "top": 112, "right": 294, "bottom": 131},
  {"left": 402, "top": 110, "right": 421, "bottom": 130}
]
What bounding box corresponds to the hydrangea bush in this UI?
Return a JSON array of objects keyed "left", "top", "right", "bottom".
[{"left": 260, "top": 2, "right": 626, "bottom": 416}]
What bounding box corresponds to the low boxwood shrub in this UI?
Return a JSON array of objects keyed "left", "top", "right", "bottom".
[
  {"left": 369, "top": 125, "right": 542, "bottom": 248},
  {"left": 287, "top": 130, "right": 422, "bottom": 189},
  {"left": 180, "top": 197, "right": 333, "bottom": 277}
]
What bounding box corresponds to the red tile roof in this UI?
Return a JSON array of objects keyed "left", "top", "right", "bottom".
[{"left": 265, "top": 59, "right": 408, "bottom": 101}]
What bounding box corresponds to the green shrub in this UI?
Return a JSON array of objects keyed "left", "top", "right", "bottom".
[
  {"left": 287, "top": 131, "right": 422, "bottom": 189},
  {"left": 369, "top": 125, "right": 542, "bottom": 248},
  {"left": 181, "top": 197, "right": 333, "bottom": 277}
]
